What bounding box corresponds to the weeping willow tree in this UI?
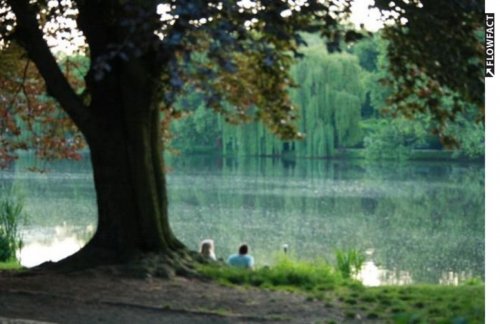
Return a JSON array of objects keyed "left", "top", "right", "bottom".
[
  {"left": 221, "top": 119, "right": 283, "bottom": 156},
  {"left": 221, "top": 47, "right": 366, "bottom": 158},
  {"left": 295, "top": 48, "right": 365, "bottom": 155}
]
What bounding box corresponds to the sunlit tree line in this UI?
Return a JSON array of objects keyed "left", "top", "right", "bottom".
[
  {"left": 169, "top": 34, "right": 484, "bottom": 160},
  {"left": 1, "top": 34, "right": 484, "bottom": 162}
]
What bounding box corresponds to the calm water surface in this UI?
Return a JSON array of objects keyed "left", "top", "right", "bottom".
[{"left": 0, "top": 155, "right": 484, "bottom": 285}]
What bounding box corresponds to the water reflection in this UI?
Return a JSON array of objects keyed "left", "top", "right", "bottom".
[
  {"left": 357, "top": 248, "right": 476, "bottom": 286},
  {"left": 358, "top": 260, "right": 413, "bottom": 286},
  {"left": 354, "top": 249, "right": 413, "bottom": 286},
  {"left": 1, "top": 155, "right": 484, "bottom": 285},
  {"left": 18, "top": 223, "right": 93, "bottom": 267},
  {"left": 358, "top": 262, "right": 475, "bottom": 286},
  {"left": 169, "top": 157, "right": 484, "bottom": 285},
  {"left": 438, "top": 271, "right": 475, "bottom": 285}
]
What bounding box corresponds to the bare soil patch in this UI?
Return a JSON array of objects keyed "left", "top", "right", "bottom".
[{"left": 0, "top": 268, "right": 347, "bottom": 323}]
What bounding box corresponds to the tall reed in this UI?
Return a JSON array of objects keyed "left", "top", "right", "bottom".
[
  {"left": 335, "top": 249, "right": 365, "bottom": 279},
  {"left": 0, "top": 196, "right": 24, "bottom": 262}
]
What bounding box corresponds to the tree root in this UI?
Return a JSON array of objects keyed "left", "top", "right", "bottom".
[{"left": 21, "top": 244, "right": 211, "bottom": 280}]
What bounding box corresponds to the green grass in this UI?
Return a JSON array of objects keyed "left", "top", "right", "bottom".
[
  {"left": 198, "top": 255, "right": 351, "bottom": 292},
  {"left": 0, "top": 260, "right": 22, "bottom": 270},
  {"left": 337, "top": 284, "right": 484, "bottom": 323},
  {"left": 198, "top": 256, "right": 484, "bottom": 323}
]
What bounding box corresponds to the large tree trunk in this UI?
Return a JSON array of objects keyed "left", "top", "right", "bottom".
[
  {"left": 9, "top": 0, "right": 195, "bottom": 272},
  {"left": 85, "top": 104, "right": 181, "bottom": 256},
  {"left": 56, "top": 59, "right": 189, "bottom": 270},
  {"left": 73, "top": 3, "right": 189, "bottom": 266}
]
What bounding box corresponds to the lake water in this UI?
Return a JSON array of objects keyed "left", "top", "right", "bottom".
[{"left": 0, "top": 154, "right": 484, "bottom": 285}]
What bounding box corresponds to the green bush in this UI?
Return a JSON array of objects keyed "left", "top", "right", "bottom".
[{"left": 0, "top": 196, "right": 24, "bottom": 262}]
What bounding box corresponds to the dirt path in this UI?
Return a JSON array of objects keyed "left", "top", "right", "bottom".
[{"left": 0, "top": 269, "right": 347, "bottom": 323}]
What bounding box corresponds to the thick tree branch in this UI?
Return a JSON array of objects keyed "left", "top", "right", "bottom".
[{"left": 7, "top": 0, "right": 90, "bottom": 130}]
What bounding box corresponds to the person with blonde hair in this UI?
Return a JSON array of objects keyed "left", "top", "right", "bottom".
[{"left": 199, "top": 239, "right": 216, "bottom": 260}]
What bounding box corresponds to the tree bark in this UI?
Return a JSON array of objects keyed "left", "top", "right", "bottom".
[{"left": 73, "top": 58, "right": 185, "bottom": 264}]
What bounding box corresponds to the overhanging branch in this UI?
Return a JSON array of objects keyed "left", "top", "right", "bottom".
[{"left": 7, "top": 0, "right": 90, "bottom": 130}]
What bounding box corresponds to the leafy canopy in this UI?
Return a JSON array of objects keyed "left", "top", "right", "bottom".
[
  {"left": 0, "top": 0, "right": 485, "bottom": 165},
  {"left": 0, "top": 0, "right": 362, "bottom": 164},
  {"left": 373, "top": 0, "right": 484, "bottom": 146}
]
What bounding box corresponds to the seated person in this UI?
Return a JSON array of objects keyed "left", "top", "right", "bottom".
[
  {"left": 199, "top": 239, "right": 216, "bottom": 261},
  {"left": 227, "top": 244, "right": 254, "bottom": 269}
]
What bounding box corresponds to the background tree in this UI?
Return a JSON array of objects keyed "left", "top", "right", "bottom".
[
  {"left": 169, "top": 31, "right": 483, "bottom": 160},
  {"left": 357, "top": 33, "right": 484, "bottom": 160},
  {"left": 372, "top": 0, "right": 484, "bottom": 146},
  {"left": 221, "top": 46, "right": 366, "bottom": 157}
]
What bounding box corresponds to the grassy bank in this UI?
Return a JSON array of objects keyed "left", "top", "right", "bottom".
[
  {"left": 0, "top": 255, "right": 484, "bottom": 322},
  {"left": 336, "top": 283, "right": 483, "bottom": 322},
  {"left": 198, "top": 257, "right": 484, "bottom": 323},
  {"left": 0, "top": 260, "right": 22, "bottom": 270}
]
